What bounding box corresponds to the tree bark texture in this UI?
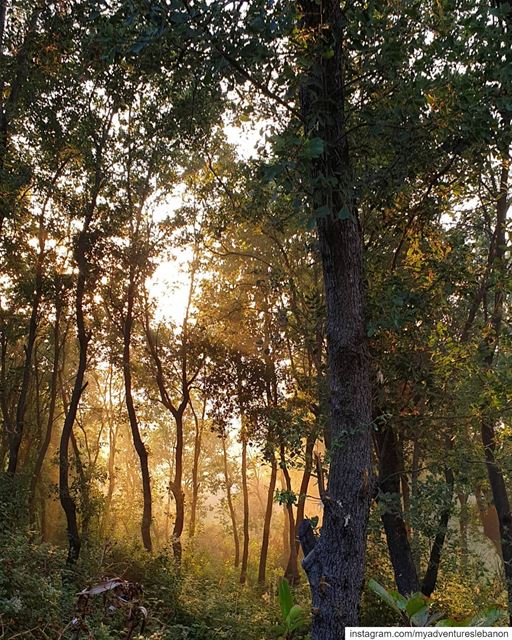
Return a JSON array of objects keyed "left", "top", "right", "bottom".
[
  {"left": 298, "top": 0, "right": 373, "bottom": 635},
  {"left": 478, "top": 155, "right": 512, "bottom": 622}
]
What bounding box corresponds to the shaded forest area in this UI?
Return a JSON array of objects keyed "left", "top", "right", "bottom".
[{"left": 2, "top": 0, "right": 512, "bottom": 638}]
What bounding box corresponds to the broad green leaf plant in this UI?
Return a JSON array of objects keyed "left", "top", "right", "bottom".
[
  {"left": 277, "top": 578, "right": 307, "bottom": 639},
  {"left": 368, "top": 579, "right": 503, "bottom": 627}
]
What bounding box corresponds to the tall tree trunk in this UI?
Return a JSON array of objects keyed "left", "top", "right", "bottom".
[
  {"left": 7, "top": 249, "right": 43, "bottom": 474},
  {"left": 170, "top": 413, "right": 185, "bottom": 562},
  {"left": 71, "top": 429, "right": 90, "bottom": 544},
  {"left": 411, "top": 437, "right": 422, "bottom": 573},
  {"left": 294, "top": 432, "right": 316, "bottom": 555},
  {"left": 258, "top": 453, "right": 277, "bottom": 585},
  {"left": 59, "top": 238, "right": 89, "bottom": 565},
  {"left": 281, "top": 472, "right": 291, "bottom": 569},
  {"left": 59, "top": 123, "right": 109, "bottom": 565},
  {"left": 375, "top": 425, "right": 419, "bottom": 595},
  {"left": 281, "top": 443, "right": 300, "bottom": 585},
  {"left": 239, "top": 427, "right": 250, "bottom": 585},
  {"left": 0, "top": 330, "right": 12, "bottom": 469},
  {"left": 102, "top": 419, "right": 119, "bottom": 536},
  {"left": 189, "top": 399, "right": 205, "bottom": 539},
  {"left": 29, "top": 292, "right": 63, "bottom": 526},
  {"left": 421, "top": 467, "right": 454, "bottom": 597},
  {"left": 473, "top": 152, "right": 512, "bottom": 622},
  {"left": 143, "top": 248, "right": 197, "bottom": 562},
  {"left": 298, "top": 1, "right": 373, "bottom": 634},
  {"left": 101, "top": 366, "right": 118, "bottom": 537},
  {"left": 222, "top": 434, "right": 240, "bottom": 568},
  {"left": 123, "top": 267, "right": 152, "bottom": 552}
]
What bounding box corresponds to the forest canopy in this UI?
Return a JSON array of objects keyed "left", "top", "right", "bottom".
[{"left": 1, "top": 0, "right": 512, "bottom": 639}]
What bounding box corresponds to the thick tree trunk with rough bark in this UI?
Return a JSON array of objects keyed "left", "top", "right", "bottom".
[
  {"left": 475, "top": 153, "right": 512, "bottom": 622},
  {"left": 298, "top": 0, "right": 373, "bottom": 635}
]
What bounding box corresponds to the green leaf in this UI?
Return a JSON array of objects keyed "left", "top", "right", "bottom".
[
  {"left": 468, "top": 608, "right": 503, "bottom": 627},
  {"left": 301, "top": 137, "right": 325, "bottom": 158},
  {"left": 286, "top": 605, "right": 305, "bottom": 631},
  {"left": 436, "top": 619, "right": 458, "bottom": 627},
  {"left": 278, "top": 578, "right": 293, "bottom": 620},
  {"left": 405, "top": 593, "right": 427, "bottom": 617},
  {"left": 388, "top": 590, "right": 407, "bottom": 611},
  {"left": 368, "top": 579, "right": 401, "bottom": 614},
  {"left": 410, "top": 605, "right": 430, "bottom": 627}
]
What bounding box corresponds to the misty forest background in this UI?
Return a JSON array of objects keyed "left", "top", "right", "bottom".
[{"left": 2, "top": 0, "right": 512, "bottom": 638}]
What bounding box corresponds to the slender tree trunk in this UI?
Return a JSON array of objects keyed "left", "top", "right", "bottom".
[
  {"left": 59, "top": 245, "right": 89, "bottom": 565},
  {"left": 411, "top": 437, "right": 422, "bottom": 573},
  {"left": 71, "top": 429, "right": 90, "bottom": 544},
  {"left": 189, "top": 399, "right": 205, "bottom": 539},
  {"left": 297, "top": 2, "right": 373, "bottom": 634},
  {"left": 222, "top": 434, "right": 240, "bottom": 568},
  {"left": 29, "top": 293, "right": 62, "bottom": 526},
  {"left": 281, "top": 444, "right": 300, "bottom": 585},
  {"left": 101, "top": 366, "right": 118, "bottom": 537},
  {"left": 122, "top": 267, "right": 152, "bottom": 552},
  {"left": 375, "top": 425, "right": 419, "bottom": 595},
  {"left": 278, "top": 469, "right": 291, "bottom": 570},
  {"left": 143, "top": 250, "right": 197, "bottom": 562},
  {"left": 102, "top": 419, "right": 119, "bottom": 537},
  {"left": 59, "top": 128, "right": 109, "bottom": 565},
  {"left": 239, "top": 427, "right": 250, "bottom": 585},
  {"left": 171, "top": 413, "right": 185, "bottom": 562},
  {"left": 7, "top": 256, "right": 43, "bottom": 474},
  {"left": 398, "top": 434, "right": 411, "bottom": 536},
  {"left": 421, "top": 467, "right": 454, "bottom": 596},
  {"left": 258, "top": 453, "right": 277, "bottom": 585},
  {"left": 294, "top": 432, "right": 316, "bottom": 555}
]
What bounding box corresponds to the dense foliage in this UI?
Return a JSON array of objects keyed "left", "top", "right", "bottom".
[{"left": 1, "top": 0, "right": 512, "bottom": 638}]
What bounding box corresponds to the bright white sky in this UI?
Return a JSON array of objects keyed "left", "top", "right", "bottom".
[{"left": 147, "top": 123, "right": 264, "bottom": 326}]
